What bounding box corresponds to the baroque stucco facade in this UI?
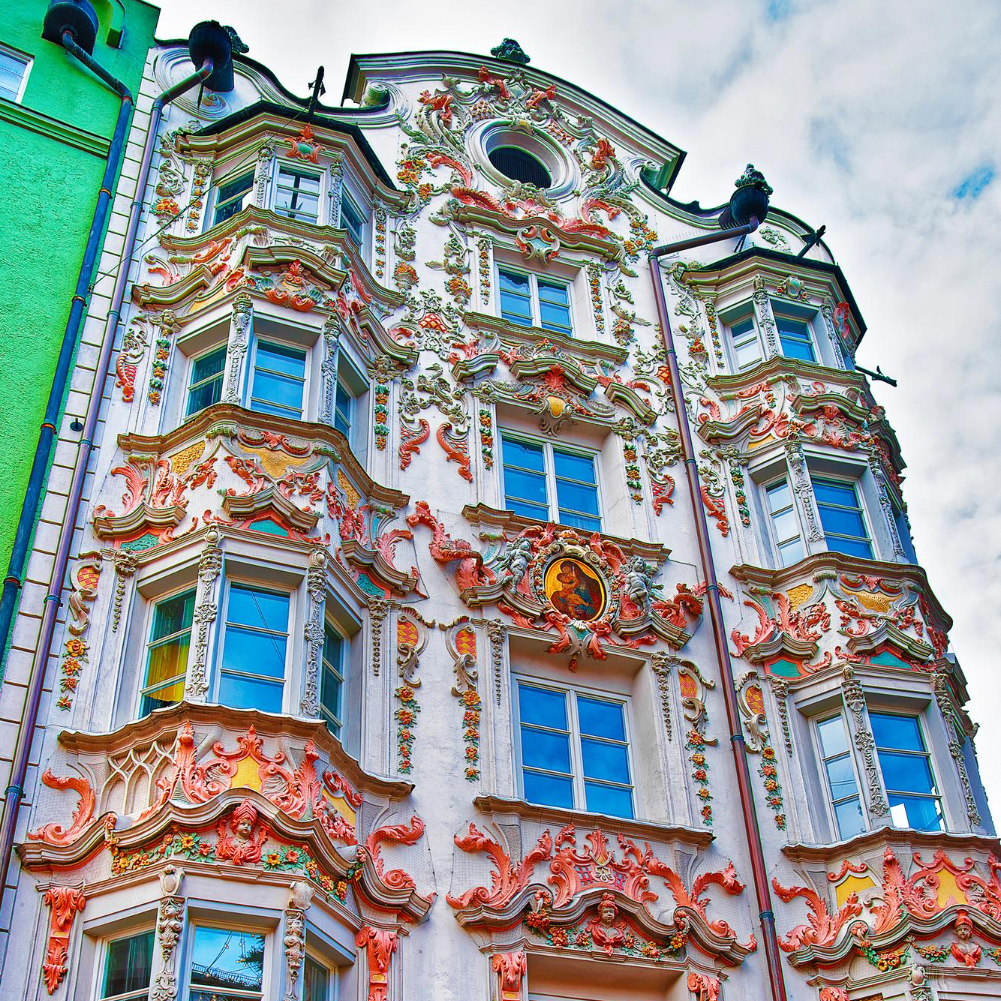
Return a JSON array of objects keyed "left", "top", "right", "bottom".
[{"left": 0, "top": 33, "right": 996, "bottom": 1001}]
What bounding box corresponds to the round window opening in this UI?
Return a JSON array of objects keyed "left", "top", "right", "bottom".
[{"left": 487, "top": 145, "right": 552, "bottom": 188}]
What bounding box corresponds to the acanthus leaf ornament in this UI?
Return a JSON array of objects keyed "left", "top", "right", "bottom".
[{"left": 41, "top": 885, "right": 86, "bottom": 994}]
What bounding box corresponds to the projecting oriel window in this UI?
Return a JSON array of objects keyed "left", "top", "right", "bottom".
[
  {"left": 498, "top": 266, "right": 573, "bottom": 336},
  {"left": 275, "top": 165, "right": 321, "bottom": 224},
  {"left": 100, "top": 930, "right": 154, "bottom": 1001},
  {"left": 219, "top": 583, "right": 290, "bottom": 714},
  {"left": 139, "top": 589, "right": 195, "bottom": 716},
  {"left": 517, "top": 681, "right": 634, "bottom": 818},
  {"left": 501, "top": 433, "right": 601, "bottom": 532},
  {"left": 185, "top": 345, "right": 227, "bottom": 417},
  {"left": 812, "top": 476, "right": 873, "bottom": 559},
  {"left": 212, "top": 171, "right": 254, "bottom": 226}
]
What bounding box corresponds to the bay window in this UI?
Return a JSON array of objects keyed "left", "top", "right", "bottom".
[
  {"left": 219, "top": 583, "right": 290, "bottom": 714},
  {"left": 727, "top": 311, "right": 763, "bottom": 370},
  {"left": 139, "top": 588, "right": 195, "bottom": 716},
  {"left": 517, "top": 681, "right": 634, "bottom": 819},
  {"left": 501, "top": 433, "right": 600, "bottom": 531},
  {"left": 100, "top": 930, "right": 154, "bottom": 1001},
  {"left": 774, "top": 308, "right": 817, "bottom": 362}
]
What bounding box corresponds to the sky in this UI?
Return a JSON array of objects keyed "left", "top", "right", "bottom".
[{"left": 155, "top": 0, "right": 1001, "bottom": 814}]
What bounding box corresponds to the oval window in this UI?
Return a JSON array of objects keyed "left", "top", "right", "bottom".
[{"left": 487, "top": 146, "right": 552, "bottom": 188}]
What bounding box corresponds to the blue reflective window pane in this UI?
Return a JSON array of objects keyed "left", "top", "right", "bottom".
[
  {"left": 577, "top": 697, "right": 625, "bottom": 740},
  {"left": 221, "top": 626, "right": 287, "bottom": 679},
  {"left": 817, "top": 716, "right": 850, "bottom": 758},
  {"left": 584, "top": 782, "right": 633, "bottom": 819},
  {"left": 521, "top": 729, "right": 572, "bottom": 773},
  {"left": 556, "top": 480, "right": 599, "bottom": 517},
  {"left": 505, "top": 468, "right": 548, "bottom": 506},
  {"left": 190, "top": 927, "right": 265, "bottom": 990},
  {"left": 151, "top": 590, "right": 195, "bottom": 641},
  {"left": 191, "top": 347, "right": 227, "bottom": 384},
  {"left": 870, "top": 712, "right": 924, "bottom": 751},
  {"left": 503, "top": 437, "right": 545, "bottom": 471},
  {"left": 818, "top": 506, "right": 867, "bottom": 538},
  {"left": 227, "top": 587, "right": 289, "bottom": 631},
  {"left": 876, "top": 751, "right": 936, "bottom": 796},
  {"left": 824, "top": 755, "right": 859, "bottom": 801},
  {"left": 560, "top": 511, "right": 601, "bottom": 532},
  {"left": 509, "top": 498, "right": 550, "bottom": 521},
  {"left": 813, "top": 480, "right": 858, "bottom": 507},
  {"left": 219, "top": 672, "right": 283, "bottom": 713},
  {"left": 779, "top": 336, "right": 816, "bottom": 362},
  {"left": 539, "top": 301, "right": 572, "bottom": 331},
  {"left": 553, "top": 450, "right": 595, "bottom": 482},
  {"left": 581, "top": 739, "right": 630, "bottom": 784},
  {"left": 889, "top": 794, "right": 942, "bottom": 831},
  {"left": 778, "top": 538, "right": 805, "bottom": 566},
  {"left": 519, "top": 685, "right": 567, "bottom": 728},
  {"left": 766, "top": 480, "right": 792, "bottom": 513},
  {"left": 826, "top": 536, "right": 874, "bottom": 559},
  {"left": 537, "top": 280, "right": 569, "bottom": 304},
  {"left": 524, "top": 770, "right": 574, "bottom": 809},
  {"left": 499, "top": 269, "right": 531, "bottom": 294},
  {"left": 834, "top": 798, "right": 867, "bottom": 839},
  {"left": 251, "top": 371, "right": 305, "bottom": 412},
  {"left": 257, "top": 342, "right": 306, "bottom": 377},
  {"left": 730, "top": 317, "right": 755, "bottom": 337}
]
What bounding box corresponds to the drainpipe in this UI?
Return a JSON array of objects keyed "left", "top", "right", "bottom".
[
  {"left": 648, "top": 167, "right": 789, "bottom": 1001},
  {"left": 0, "top": 21, "right": 234, "bottom": 935},
  {"left": 0, "top": 31, "right": 133, "bottom": 673}
]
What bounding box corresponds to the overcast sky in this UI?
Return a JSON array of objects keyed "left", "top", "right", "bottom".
[{"left": 154, "top": 0, "right": 1001, "bottom": 815}]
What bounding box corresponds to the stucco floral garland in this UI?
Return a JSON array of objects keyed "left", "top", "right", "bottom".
[
  {"left": 459, "top": 688, "right": 482, "bottom": 780},
  {"left": 757, "top": 744, "right": 786, "bottom": 830},
  {"left": 526, "top": 904, "right": 686, "bottom": 960},
  {"left": 686, "top": 728, "right": 713, "bottom": 826},
  {"left": 395, "top": 684, "right": 420, "bottom": 773}
]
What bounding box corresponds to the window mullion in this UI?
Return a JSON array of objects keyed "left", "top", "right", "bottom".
[
  {"left": 543, "top": 443, "right": 558, "bottom": 522},
  {"left": 567, "top": 691, "right": 585, "bottom": 810}
]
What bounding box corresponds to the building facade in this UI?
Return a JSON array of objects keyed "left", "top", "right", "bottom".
[
  {"left": 0, "top": 32, "right": 996, "bottom": 1001},
  {"left": 0, "top": 0, "right": 159, "bottom": 573}
]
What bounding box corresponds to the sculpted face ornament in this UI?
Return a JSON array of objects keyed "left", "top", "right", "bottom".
[{"left": 544, "top": 558, "right": 607, "bottom": 622}]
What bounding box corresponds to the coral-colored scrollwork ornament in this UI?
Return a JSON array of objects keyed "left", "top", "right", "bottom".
[
  {"left": 818, "top": 989, "right": 849, "bottom": 1001},
  {"left": 41, "top": 885, "right": 86, "bottom": 994},
  {"left": 687, "top": 971, "right": 720, "bottom": 1001},
  {"left": 491, "top": 950, "right": 527, "bottom": 1000},
  {"left": 356, "top": 925, "right": 399, "bottom": 1001}
]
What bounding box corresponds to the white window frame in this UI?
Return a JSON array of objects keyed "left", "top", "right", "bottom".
[
  {"left": 496, "top": 263, "right": 575, "bottom": 337},
  {"left": 302, "top": 947, "right": 339, "bottom": 1001},
  {"left": 812, "top": 712, "right": 868, "bottom": 841},
  {"left": 182, "top": 919, "right": 271, "bottom": 1001},
  {"left": 500, "top": 430, "right": 603, "bottom": 531},
  {"left": 136, "top": 583, "right": 197, "bottom": 719},
  {"left": 96, "top": 926, "right": 156, "bottom": 1001},
  {"left": 512, "top": 674, "right": 635, "bottom": 818},
  {"left": 810, "top": 470, "right": 875, "bottom": 560},
  {"left": 215, "top": 576, "right": 294, "bottom": 715},
  {"left": 762, "top": 475, "right": 805, "bottom": 567},
  {"left": 771, "top": 300, "right": 820, "bottom": 364},
  {"left": 339, "top": 187, "right": 368, "bottom": 249},
  {"left": 184, "top": 342, "right": 228, "bottom": 418},
  {"left": 206, "top": 167, "right": 257, "bottom": 230},
  {"left": 0, "top": 43, "right": 31, "bottom": 104},
  {"left": 272, "top": 161, "right": 323, "bottom": 225},
  {"left": 245, "top": 335, "right": 311, "bottom": 422},
  {"left": 722, "top": 304, "right": 763, "bottom": 371}
]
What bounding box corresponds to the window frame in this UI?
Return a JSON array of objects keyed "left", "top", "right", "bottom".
[
  {"left": 497, "top": 264, "right": 575, "bottom": 337},
  {"left": 772, "top": 303, "right": 819, "bottom": 364},
  {"left": 811, "top": 472, "right": 874, "bottom": 559},
  {"left": 0, "top": 43, "right": 31, "bottom": 104},
  {"left": 513, "top": 675, "right": 635, "bottom": 819},
  {"left": 272, "top": 162, "right": 323, "bottom": 225},
  {"left": 339, "top": 189, "right": 367, "bottom": 249},
  {"left": 97, "top": 927, "right": 156, "bottom": 1001},
  {"left": 319, "top": 614, "right": 346, "bottom": 738},
  {"left": 246, "top": 335, "right": 309, "bottom": 421},
  {"left": 185, "top": 343, "right": 228, "bottom": 418},
  {"left": 184, "top": 920, "right": 270, "bottom": 1001},
  {"left": 813, "top": 712, "right": 867, "bottom": 841},
  {"left": 302, "top": 948, "right": 338, "bottom": 1001},
  {"left": 722, "top": 305, "right": 763, "bottom": 371},
  {"left": 762, "top": 475, "right": 805, "bottom": 567},
  {"left": 208, "top": 168, "right": 256, "bottom": 229},
  {"left": 215, "top": 576, "right": 293, "bottom": 715},
  {"left": 500, "top": 430, "right": 602, "bottom": 532},
  {"left": 137, "top": 585, "right": 197, "bottom": 718}
]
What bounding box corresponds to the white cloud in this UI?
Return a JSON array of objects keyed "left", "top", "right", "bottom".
[{"left": 155, "top": 0, "right": 1001, "bottom": 817}]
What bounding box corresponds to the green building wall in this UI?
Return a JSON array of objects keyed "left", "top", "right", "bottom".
[{"left": 0, "top": 0, "right": 159, "bottom": 571}]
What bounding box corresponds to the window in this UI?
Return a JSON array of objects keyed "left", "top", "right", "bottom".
[
  {"left": 728, "top": 313, "right": 762, "bottom": 370},
  {"left": 219, "top": 583, "right": 290, "bottom": 713},
  {"left": 249, "top": 339, "right": 307, "bottom": 419},
  {"left": 501, "top": 434, "right": 600, "bottom": 531},
  {"left": 303, "top": 955, "right": 335, "bottom": 1001},
  {"left": 775, "top": 310, "right": 817, "bottom": 362},
  {"left": 189, "top": 926, "right": 265, "bottom": 1001},
  {"left": 498, "top": 267, "right": 573, "bottom": 336},
  {"left": 334, "top": 379, "right": 353, "bottom": 439},
  {"left": 340, "top": 191, "right": 366, "bottom": 247},
  {"left": 893, "top": 502, "right": 918, "bottom": 563},
  {"left": 517, "top": 682, "right": 633, "bottom": 818},
  {"left": 319, "top": 619, "right": 345, "bottom": 737},
  {"left": 816, "top": 715, "right": 866, "bottom": 839},
  {"left": 0, "top": 45, "right": 30, "bottom": 103},
  {"left": 764, "top": 479, "right": 805, "bottom": 567},
  {"left": 101, "top": 931, "right": 154, "bottom": 1000},
  {"left": 812, "top": 476, "right": 873, "bottom": 559},
  {"left": 870, "top": 712, "right": 943, "bottom": 831},
  {"left": 139, "top": 589, "right": 195, "bottom": 716},
  {"left": 212, "top": 172, "right": 254, "bottom": 226},
  {"left": 186, "top": 346, "right": 227, "bottom": 417},
  {"left": 275, "top": 165, "right": 321, "bottom": 224},
  {"left": 488, "top": 146, "right": 552, "bottom": 187}
]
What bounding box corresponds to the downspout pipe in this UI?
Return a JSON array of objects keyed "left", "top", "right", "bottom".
[
  {"left": 0, "top": 28, "right": 226, "bottom": 930},
  {"left": 648, "top": 192, "right": 789, "bottom": 999},
  {"left": 0, "top": 31, "right": 133, "bottom": 675}
]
